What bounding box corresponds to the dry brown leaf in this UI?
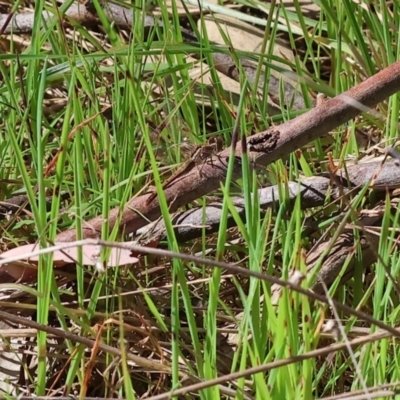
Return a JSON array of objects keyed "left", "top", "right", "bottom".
[
  {"left": 0, "top": 242, "right": 139, "bottom": 281},
  {"left": 183, "top": 13, "right": 306, "bottom": 111},
  {"left": 200, "top": 14, "right": 297, "bottom": 86}
]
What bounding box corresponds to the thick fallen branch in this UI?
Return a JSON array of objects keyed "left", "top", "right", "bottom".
[
  {"left": 136, "top": 160, "right": 396, "bottom": 302},
  {"left": 137, "top": 160, "right": 400, "bottom": 244},
  {"left": 0, "top": 192, "right": 70, "bottom": 221},
  {"left": 55, "top": 60, "right": 400, "bottom": 242}
]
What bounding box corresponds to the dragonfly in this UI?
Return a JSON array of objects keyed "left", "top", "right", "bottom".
[{"left": 146, "top": 137, "right": 224, "bottom": 204}]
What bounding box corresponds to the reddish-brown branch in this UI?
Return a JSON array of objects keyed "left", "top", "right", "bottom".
[{"left": 56, "top": 61, "right": 400, "bottom": 241}]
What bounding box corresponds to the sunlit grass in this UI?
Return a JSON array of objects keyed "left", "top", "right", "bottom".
[{"left": 1, "top": 0, "right": 399, "bottom": 398}]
